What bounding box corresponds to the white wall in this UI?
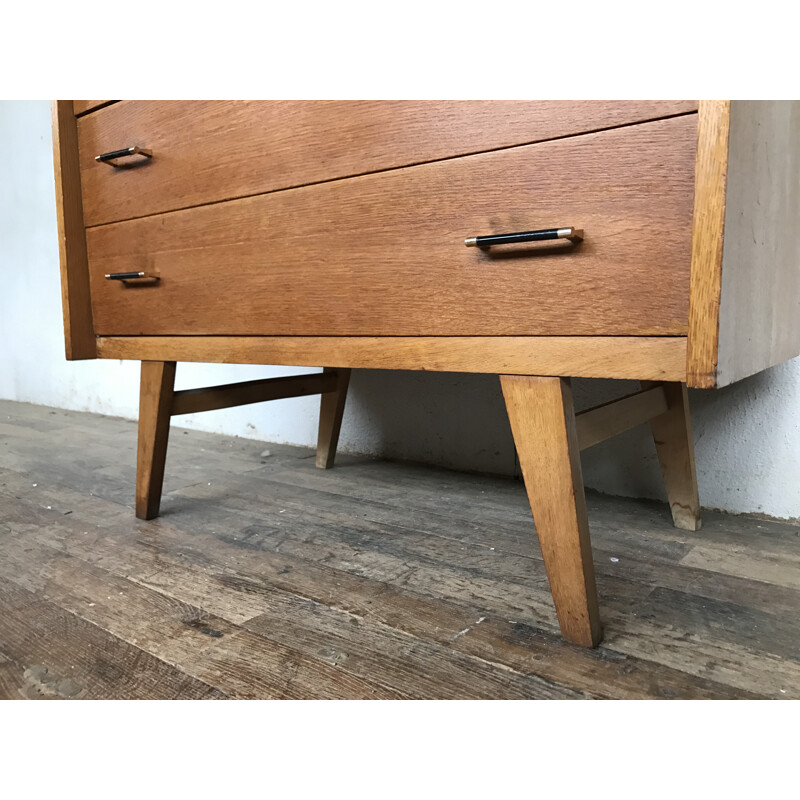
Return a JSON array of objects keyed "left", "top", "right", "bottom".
[{"left": 2, "top": 100, "right": 799, "bottom": 519}]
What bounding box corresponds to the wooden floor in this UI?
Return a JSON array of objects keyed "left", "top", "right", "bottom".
[{"left": 0, "top": 399, "right": 798, "bottom": 700}]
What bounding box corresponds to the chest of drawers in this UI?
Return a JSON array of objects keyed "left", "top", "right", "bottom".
[{"left": 53, "top": 100, "right": 800, "bottom": 647}]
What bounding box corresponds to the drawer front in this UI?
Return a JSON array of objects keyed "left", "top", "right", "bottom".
[
  {"left": 77, "top": 100, "right": 697, "bottom": 227},
  {"left": 87, "top": 115, "right": 697, "bottom": 337},
  {"left": 73, "top": 100, "right": 114, "bottom": 116}
]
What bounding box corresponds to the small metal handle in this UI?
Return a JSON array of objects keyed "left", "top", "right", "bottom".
[
  {"left": 465, "top": 227, "right": 584, "bottom": 248},
  {"left": 105, "top": 272, "right": 159, "bottom": 283},
  {"left": 95, "top": 146, "right": 152, "bottom": 166}
]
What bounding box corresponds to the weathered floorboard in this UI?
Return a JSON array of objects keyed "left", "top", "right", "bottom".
[
  {"left": 0, "top": 582, "right": 227, "bottom": 700},
  {"left": 0, "top": 465, "right": 767, "bottom": 700},
  {"left": 0, "top": 399, "right": 798, "bottom": 699},
  {"left": 0, "top": 534, "right": 400, "bottom": 699}
]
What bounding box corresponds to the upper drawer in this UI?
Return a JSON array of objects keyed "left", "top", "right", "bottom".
[
  {"left": 73, "top": 101, "right": 114, "bottom": 116},
  {"left": 77, "top": 100, "right": 697, "bottom": 227}
]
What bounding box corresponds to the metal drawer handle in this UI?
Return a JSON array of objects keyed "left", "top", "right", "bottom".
[
  {"left": 465, "top": 227, "right": 584, "bottom": 247},
  {"left": 105, "top": 272, "right": 160, "bottom": 283},
  {"left": 95, "top": 146, "right": 152, "bottom": 166}
]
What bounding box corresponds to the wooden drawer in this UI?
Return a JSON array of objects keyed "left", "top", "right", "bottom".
[
  {"left": 73, "top": 100, "right": 114, "bottom": 116},
  {"left": 86, "top": 115, "right": 697, "bottom": 337},
  {"left": 77, "top": 100, "right": 697, "bottom": 227}
]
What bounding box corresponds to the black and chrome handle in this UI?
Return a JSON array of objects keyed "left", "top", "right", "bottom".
[
  {"left": 95, "top": 146, "right": 152, "bottom": 166},
  {"left": 105, "top": 272, "right": 159, "bottom": 282},
  {"left": 465, "top": 227, "right": 584, "bottom": 248}
]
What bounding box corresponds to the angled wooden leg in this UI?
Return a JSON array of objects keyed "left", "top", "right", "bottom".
[
  {"left": 316, "top": 367, "right": 351, "bottom": 469},
  {"left": 136, "top": 360, "right": 176, "bottom": 520},
  {"left": 642, "top": 381, "right": 702, "bottom": 532},
  {"left": 501, "top": 375, "right": 602, "bottom": 648}
]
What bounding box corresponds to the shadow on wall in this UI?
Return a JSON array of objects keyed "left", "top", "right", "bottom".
[
  {"left": 340, "top": 370, "right": 517, "bottom": 478},
  {"left": 339, "top": 359, "right": 800, "bottom": 519},
  {"left": 687, "top": 359, "right": 800, "bottom": 518},
  {"left": 338, "top": 370, "right": 655, "bottom": 481}
]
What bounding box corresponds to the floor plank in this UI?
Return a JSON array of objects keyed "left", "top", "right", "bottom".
[
  {"left": 0, "top": 581, "right": 227, "bottom": 700},
  {"left": 0, "top": 472, "right": 754, "bottom": 698},
  {"left": 0, "top": 533, "right": 399, "bottom": 699},
  {"left": 0, "top": 651, "right": 31, "bottom": 700},
  {"left": 1, "top": 399, "right": 798, "bottom": 699},
  {"left": 244, "top": 592, "right": 583, "bottom": 700}
]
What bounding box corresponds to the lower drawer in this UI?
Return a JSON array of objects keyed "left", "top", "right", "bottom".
[{"left": 86, "top": 115, "right": 697, "bottom": 337}]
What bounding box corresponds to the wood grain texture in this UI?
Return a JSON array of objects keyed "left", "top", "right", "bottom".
[
  {"left": 77, "top": 100, "right": 697, "bottom": 227},
  {"left": 500, "top": 376, "right": 602, "bottom": 647},
  {"left": 170, "top": 372, "right": 337, "bottom": 417},
  {"left": 316, "top": 367, "right": 351, "bottom": 469},
  {"left": 0, "top": 581, "right": 225, "bottom": 699},
  {"left": 642, "top": 381, "right": 701, "bottom": 531},
  {"left": 714, "top": 101, "right": 800, "bottom": 387},
  {"left": 0, "top": 459, "right": 775, "bottom": 698},
  {"left": 96, "top": 335, "right": 689, "bottom": 381},
  {"left": 686, "top": 100, "right": 731, "bottom": 388},
  {"left": 0, "top": 533, "right": 400, "bottom": 699},
  {"left": 4, "top": 399, "right": 799, "bottom": 698},
  {"left": 0, "top": 651, "right": 30, "bottom": 700},
  {"left": 73, "top": 100, "right": 116, "bottom": 116},
  {"left": 51, "top": 101, "right": 96, "bottom": 359},
  {"left": 136, "top": 361, "right": 175, "bottom": 520},
  {"left": 243, "top": 590, "right": 582, "bottom": 699},
  {"left": 575, "top": 385, "right": 668, "bottom": 450},
  {"left": 85, "top": 116, "right": 697, "bottom": 337},
  {"left": 0, "top": 463, "right": 743, "bottom": 700}
]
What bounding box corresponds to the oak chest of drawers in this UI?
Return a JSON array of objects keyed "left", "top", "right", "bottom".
[{"left": 53, "top": 100, "right": 800, "bottom": 647}]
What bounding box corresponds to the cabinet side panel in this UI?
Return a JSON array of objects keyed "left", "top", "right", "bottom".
[
  {"left": 52, "top": 100, "right": 96, "bottom": 359},
  {"left": 715, "top": 101, "right": 800, "bottom": 387},
  {"left": 686, "top": 100, "right": 730, "bottom": 388}
]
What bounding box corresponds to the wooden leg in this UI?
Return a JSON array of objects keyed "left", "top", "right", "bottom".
[
  {"left": 500, "top": 375, "right": 602, "bottom": 648},
  {"left": 316, "top": 368, "right": 351, "bottom": 469},
  {"left": 643, "top": 381, "right": 702, "bottom": 532},
  {"left": 136, "top": 361, "right": 176, "bottom": 520}
]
